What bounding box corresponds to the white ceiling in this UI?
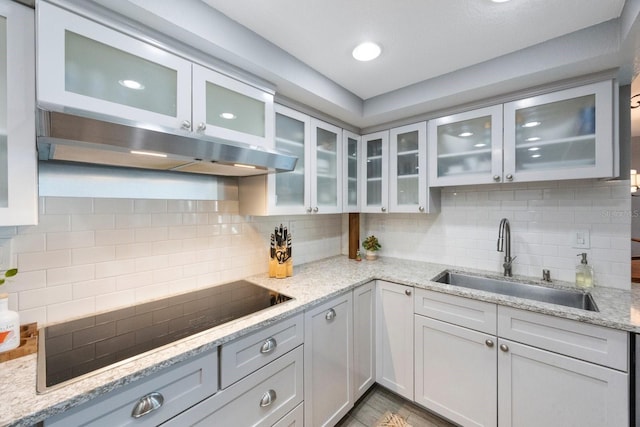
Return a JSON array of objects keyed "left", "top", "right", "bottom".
[{"left": 202, "top": 0, "right": 626, "bottom": 100}]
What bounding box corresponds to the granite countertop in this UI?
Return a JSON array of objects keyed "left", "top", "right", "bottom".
[{"left": 3, "top": 255, "right": 640, "bottom": 426}]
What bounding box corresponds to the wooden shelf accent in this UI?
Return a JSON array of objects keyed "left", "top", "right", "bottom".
[{"left": 0, "top": 322, "right": 38, "bottom": 362}]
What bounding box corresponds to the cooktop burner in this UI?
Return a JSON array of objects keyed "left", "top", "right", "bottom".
[{"left": 37, "top": 281, "right": 292, "bottom": 392}]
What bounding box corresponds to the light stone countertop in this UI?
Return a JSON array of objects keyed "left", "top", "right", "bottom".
[{"left": 2, "top": 255, "right": 640, "bottom": 427}]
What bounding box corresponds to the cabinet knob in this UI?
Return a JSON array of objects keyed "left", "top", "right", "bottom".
[
  {"left": 485, "top": 339, "right": 494, "bottom": 348},
  {"left": 325, "top": 308, "right": 336, "bottom": 321},
  {"left": 381, "top": 207, "right": 387, "bottom": 212},
  {"left": 260, "top": 337, "right": 277, "bottom": 354},
  {"left": 405, "top": 289, "right": 412, "bottom": 296},
  {"left": 259, "top": 389, "right": 277, "bottom": 407},
  {"left": 306, "top": 207, "right": 312, "bottom": 213},
  {"left": 418, "top": 206, "right": 425, "bottom": 212},
  {"left": 500, "top": 344, "right": 509, "bottom": 352},
  {"left": 493, "top": 175, "right": 501, "bottom": 182},
  {"left": 505, "top": 174, "right": 514, "bottom": 181},
  {"left": 131, "top": 392, "right": 164, "bottom": 418},
  {"left": 197, "top": 122, "right": 207, "bottom": 132},
  {"left": 181, "top": 120, "right": 192, "bottom": 130},
  {"left": 313, "top": 207, "right": 319, "bottom": 213}
]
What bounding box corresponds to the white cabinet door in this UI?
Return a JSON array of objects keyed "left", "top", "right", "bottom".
[
  {"left": 192, "top": 64, "right": 274, "bottom": 148},
  {"left": 375, "top": 281, "right": 413, "bottom": 400},
  {"left": 389, "top": 122, "right": 428, "bottom": 213},
  {"left": 0, "top": 0, "right": 36, "bottom": 225},
  {"left": 304, "top": 292, "right": 354, "bottom": 427},
  {"left": 503, "top": 80, "right": 614, "bottom": 182},
  {"left": 415, "top": 315, "right": 497, "bottom": 427},
  {"left": 353, "top": 282, "right": 375, "bottom": 401},
  {"left": 342, "top": 130, "right": 361, "bottom": 212},
  {"left": 428, "top": 105, "right": 503, "bottom": 187},
  {"left": 37, "top": 2, "right": 192, "bottom": 131},
  {"left": 361, "top": 131, "right": 389, "bottom": 213},
  {"left": 310, "top": 118, "right": 342, "bottom": 214},
  {"left": 497, "top": 338, "right": 628, "bottom": 427}
]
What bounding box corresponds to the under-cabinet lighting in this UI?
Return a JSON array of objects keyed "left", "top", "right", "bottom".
[
  {"left": 526, "top": 137, "right": 541, "bottom": 142},
  {"left": 458, "top": 132, "right": 474, "bottom": 137},
  {"left": 474, "top": 143, "right": 487, "bottom": 148},
  {"left": 528, "top": 147, "right": 540, "bottom": 151},
  {"left": 130, "top": 150, "right": 167, "bottom": 158},
  {"left": 118, "top": 79, "right": 145, "bottom": 90},
  {"left": 531, "top": 154, "right": 541, "bottom": 158},
  {"left": 491, "top": 0, "right": 511, "bottom": 3},
  {"left": 352, "top": 42, "right": 382, "bottom": 61},
  {"left": 522, "top": 121, "right": 541, "bottom": 128},
  {"left": 234, "top": 163, "right": 256, "bottom": 169},
  {"left": 220, "top": 112, "right": 237, "bottom": 120}
]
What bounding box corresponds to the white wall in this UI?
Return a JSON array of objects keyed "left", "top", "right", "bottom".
[
  {"left": 359, "top": 179, "right": 631, "bottom": 289},
  {"left": 0, "top": 197, "right": 342, "bottom": 326}
]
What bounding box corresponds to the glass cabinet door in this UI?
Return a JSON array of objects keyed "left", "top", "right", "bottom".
[
  {"left": 269, "top": 105, "right": 309, "bottom": 214},
  {"left": 389, "top": 122, "right": 427, "bottom": 213},
  {"left": 311, "top": 119, "right": 342, "bottom": 214},
  {"left": 428, "top": 105, "right": 503, "bottom": 187},
  {"left": 192, "top": 64, "right": 274, "bottom": 147},
  {"left": 360, "top": 131, "right": 389, "bottom": 213},
  {"left": 0, "top": 0, "right": 36, "bottom": 225},
  {"left": 503, "top": 80, "right": 614, "bottom": 182},
  {"left": 37, "top": 2, "right": 192, "bottom": 130},
  {"left": 343, "top": 131, "right": 360, "bottom": 212}
]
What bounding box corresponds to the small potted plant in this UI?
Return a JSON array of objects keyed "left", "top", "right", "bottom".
[
  {"left": 0, "top": 268, "right": 17, "bottom": 286},
  {"left": 362, "top": 235, "right": 381, "bottom": 260}
]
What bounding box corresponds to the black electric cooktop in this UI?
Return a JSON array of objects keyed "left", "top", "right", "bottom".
[{"left": 37, "top": 281, "right": 292, "bottom": 392}]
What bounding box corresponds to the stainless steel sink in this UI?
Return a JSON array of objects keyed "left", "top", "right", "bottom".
[{"left": 433, "top": 271, "right": 599, "bottom": 312}]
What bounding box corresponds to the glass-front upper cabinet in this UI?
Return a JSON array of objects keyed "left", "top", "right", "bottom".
[
  {"left": 503, "top": 80, "right": 614, "bottom": 182},
  {"left": 342, "top": 130, "right": 361, "bottom": 212},
  {"left": 389, "top": 122, "right": 432, "bottom": 213},
  {"left": 428, "top": 105, "right": 503, "bottom": 187},
  {"left": 360, "top": 131, "right": 389, "bottom": 213},
  {"left": 192, "top": 64, "right": 274, "bottom": 147},
  {"left": 0, "top": 0, "right": 37, "bottom": 225},
  {"left": 311, "top": 119, "right": 342, "bottom": 214},
  {"left": 37, "top": 1, "right": 192, "bottom": 130}
]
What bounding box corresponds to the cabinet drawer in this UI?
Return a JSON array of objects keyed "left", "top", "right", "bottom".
[
  {"left": 45, "top": 348, "right": 218, "bottom": 427},
  {"left": 163, "top": 346, "right": 304, "bottom": 427},
  {"left": 220, "top": 313, "right": 304, "bottom": 388},
  {"left": 498, "top": 306, "right": 628, "bottom": 371},
  {"left": 414, "top": 288, "right": 497, "bottom": 335},
  {"left": 273, "top": 403, "right": 304, "bottom": 427}
]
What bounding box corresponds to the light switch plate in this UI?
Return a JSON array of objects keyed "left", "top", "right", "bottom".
[{"left": 572, "top": 229, "right": 590, "bottom": 249}]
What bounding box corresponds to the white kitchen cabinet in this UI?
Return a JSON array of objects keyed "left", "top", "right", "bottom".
[
  {"left": 272, "top": 403, "right": 304, "bottom": 427},
  {"left": 239, "top": 106, "right": 342, "bottom": 215},
  {"left": 389, "top": 122, "right": 438, "bottom": 213},
  {"left": 428, "top": 105, "right": 503, "bottom": 187},
  {"left": 0, "top": 0, "right": 37, "bottom": 226},
  {"left": 415, "top": 315, "right": 497, "bottom": 427},
  {"left": 342, "top": 130, "right": 361, "bottom": 212},
  {"left": 361, "top": 131, "right": 389, "bottom": 213},
  {"left": 376, "top": 281, "right": 413, "bottom": 400},
  {"left": 304, "top": 292, "right": 353, "bottom": 427},
  {"left": 497, "top": 338, "right": 628, "bottom": 427},
  {"left": 163, "top": 346, "right": 303, "bottom": 427},
  {"left": 353, "top": 282, "right": 376, "bottom": 401},
  {"left": 503, "top": 80, "right": 614, "bottom": 182},
  {"left": 37, "top": 2, "right": 273, "bottom": 146},
  {"left": 45, "top": 348, "right": 219, "bottom": 427},
  {"left": 429, "top": 80, "right": 616, "bottom": 187}
]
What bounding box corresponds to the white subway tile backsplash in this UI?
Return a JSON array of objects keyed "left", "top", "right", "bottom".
[
  {"left": 12, "top": 233, "right": 46, "bottom": 253},
  {"left": 47, "top": 264, "right": 95, "bottom": 286},
  {"left": 72, "top": 278, "right": 116, "bottom": 299},
  {"left": 71, "top": 214, "right": 115, "bottom": 231},
  {"left": 94, "top": 198, "right": 134, "bottom": 214},
  {"left": 45, "top": 197, "right": 93, "bottom": 214},
  {"left": 134, "top": 199, "right": 167, "bottom": 213},
  {"left": 47, "top": 297, "right": 96, "bottom": 324},
  {"left": 95, "top": 229, "right": 135, "bottom": 246},
  {"left": 72, "top": 246, "right": 116, "bottom": 265},
  {"left": 134, "top": 227, "right": 169, "bottom": 242},
  {"left": 115, "top": 271, "right": 154, "bottom": 291},
  {"left": 46, "top": 231, "right": 95, "bottom": 250},
  {"left": 20, "top": 285, "right": 72, "bottom": 311},
  {"left": 95, "top": 259, "right": 136, "bottom": 279},
  {"left": 18, "top": 249, "right": 71, "bottom": 272},
  {"left": 95, "top": 290, "right": 136, "bottom": 312},
  {"left": 167, "top": 200, "right": 197, "bottom": 213}
]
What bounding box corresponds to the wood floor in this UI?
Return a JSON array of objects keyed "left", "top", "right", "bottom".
[{"left": 336, "top": 385, "right": 457, "bottom": 427}]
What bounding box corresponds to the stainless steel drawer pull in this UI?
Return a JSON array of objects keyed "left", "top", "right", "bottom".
[
  {"left": 405, "top": 289, "right": 412, "bottom": 296},
  {"left": 131, "top": 392, "right": 164, "bottom": 418},
  {"left": 260, "top": 389, "right": 277, "bottom": 407},
  {"left": 485, "top": 339, "right": 494, "bottom": 348},
  {"left": 325, "top": 308, "right": 336, "bottom": 321},
  {"left": 500, "top": 344, "right": 509, "bottom": 352},
  {"left": 260, "top": 337, "right": 277, "bottom": 354}
]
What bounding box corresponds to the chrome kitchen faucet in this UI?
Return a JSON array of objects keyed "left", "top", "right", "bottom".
[{"left": 497, "top": 218, "right": 516, "bottom": 277}]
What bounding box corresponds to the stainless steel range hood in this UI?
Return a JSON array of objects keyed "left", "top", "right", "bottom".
[{"left": 36, "top": 110, "right": 297, "bottom": 176}]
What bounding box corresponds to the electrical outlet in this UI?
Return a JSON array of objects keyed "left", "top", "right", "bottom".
[{"left": 572, "top": 229, "right": 590, "bottom": 249}]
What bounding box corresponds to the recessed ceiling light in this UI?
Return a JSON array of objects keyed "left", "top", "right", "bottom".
[
  {"left": 528, "top": 147, "right": 540, "bottom": 151},
  {"left": 118, "top": 79, "right": 145, "bottom": 90},
  {"left": 526, "top": 137, "right": 541, "bottom": 142},
  {"left": 352, "top": 42, "right": 382, "bottom": 61},
  {"left": 458, "top": 131, "right": 474, "bottom": 137},
  {"left": 474, "top": 143, "right": 487, "bottom": 148},
  {"left": 522, "top": 121, "right": 541, "bottom": 128},
  {"left": 220, "top": 112, "right": 236, "bottom": 120}
]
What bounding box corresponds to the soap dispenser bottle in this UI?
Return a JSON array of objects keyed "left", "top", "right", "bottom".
[{"left": 576, "top": 253, "right": 594, "bottom": 288}]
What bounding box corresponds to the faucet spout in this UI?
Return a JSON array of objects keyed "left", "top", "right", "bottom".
[{"left": 497, "top": 218, "right": 514, "bottom": 277}]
